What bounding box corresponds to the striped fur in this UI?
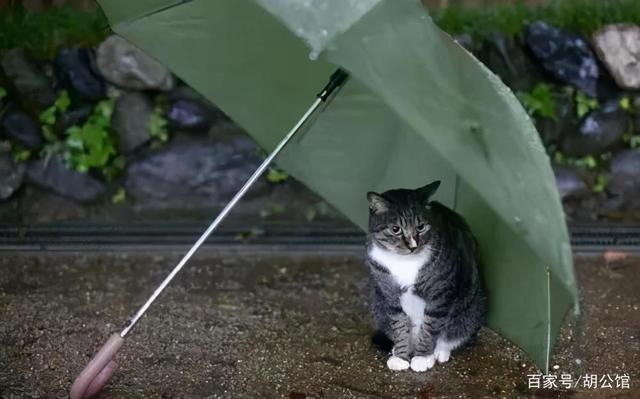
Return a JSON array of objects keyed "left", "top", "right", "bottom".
[{"left": 365, "top": 181, "right": 486, "bottom": 371}]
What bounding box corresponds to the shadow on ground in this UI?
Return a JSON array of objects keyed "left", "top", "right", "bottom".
[{"left": 0, "top": 252, "right": 638, "bottom": 398}]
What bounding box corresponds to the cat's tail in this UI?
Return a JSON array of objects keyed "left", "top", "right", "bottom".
[{"left": 371, "top": 330, "right": 394, "bottom": 353}]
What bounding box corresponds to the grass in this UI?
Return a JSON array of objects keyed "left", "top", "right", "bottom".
[
  {"left": 0, "top": 5, "right": 109, "bottom": 59},
  {"left": 0, "top": 1, "right": 639, "bottom": 59},
  {"left": 432, "top": 0, "right": 640, "bottom": 40}
]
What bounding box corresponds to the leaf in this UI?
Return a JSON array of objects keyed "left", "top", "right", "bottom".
[
  {"left": 575, "top": 90, "right": 598, "bottom": 118},
  {"left": 518, "top": 83, "right": 557, "bottom": 120},
  {"left": 12, "top": 147, "right": 31, "bottom": 162},
  {"left": 619, "top": 96, "right": 631, "bottom": 111},
  {"left": 54, "top": 90, "right": 71, "bottom": 113},
  {"left": 65, "top": 127, "right": 85, "bottom": 150},
  {"left": 103, "top": 155, "right": 127, "bottom": 181},
  {"left": 40, "top": 90, "right": 72, "bottom": 126},
  {"left": 41, "top": 125, "right": 58, "bottom": 142},
  {"left": 0, "top": 86, "right": 6, "bottom": 100},
  {"left": 40, "top": 141, "right": 64, "bottom": 159},
  {"left": 149, "top": 105, "right": 169, "bottom": 142},
  {"left": 592, "top": 173, "right": 608, "bottom": 193},
  {"left": 40, "top": 106, "right": 57, "bottom": 126},
  {"left": 95, "top": 98, "right": 115, "bottom": 119},
  {"left": 266, "top": 168, "right": 288, "bottom": 183},
  {"left": 111, "top": 187, "right": 126, "bottom": 204},
  {"left": 571, "top": 155, "right": 597, "bottom": 169},
  {"left": 63, "top": 99, "right": 120, "bottom": 175}
]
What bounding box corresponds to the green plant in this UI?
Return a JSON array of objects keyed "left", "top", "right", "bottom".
[
  {"left": 0, "top": 87, "right": 6, "bottom": 100},
  {"left": 64, "top": 98, "right": 120, "bottom": 177},
  {"left": 266, "top": 168, "right": 288, "bottom": 183},
  {"left": 102, "top": 155, "right": 126, "bottom": 182},
  {"left": 111, "top": 187, "right": 126, "bottom": 204},
  {"left": 40, "top": 90, "right": 71, "bottom": 137},
  {"left": 593, "top": 173, "right": 608, "bottom": 193},
  {"left": 518, "top": 83, "right": 557, "bottom": 120},
  {"left": 0, "top": 6, "right": 108, "bottom": 59},
  {"left": 571, "top": 155, "right": 598, "bottom": 169},
  {"left": 619, "top": 96, "right": 632, "bottom": 112},
  {"left": 40, "top": 91, "right": 71, "bottom": 149},
  {"left": 575, "top": 91, "right": 598, "bottom": 118},
  {"left": 630, "top": 135, "right": 640, "bottom": 149},
  {"left": 432, "top": 0, "right": 640, "bottom": 41},
  {"left": 554, "top": 152, "right": 598, "bottom": 169},
  {"left": 149, "top": 105, "right": 169, "bottom": 143},
  {"left": 11, "top": 144, "right": 31, "bottom": 162}
]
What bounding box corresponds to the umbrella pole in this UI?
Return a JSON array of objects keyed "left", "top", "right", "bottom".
[{"left": 70, "top": 68, "right": 348, "bottom": 399}]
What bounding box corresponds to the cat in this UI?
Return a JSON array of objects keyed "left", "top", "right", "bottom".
[{"left": 365, "top": 180, "right": 485, "bottom": 372}]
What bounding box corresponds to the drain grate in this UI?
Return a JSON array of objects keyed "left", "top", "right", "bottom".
[
  {"left": 0, "top": 222, "right": 639, "bottom": 253},
  {"left": 570, "top": 225, "right": 640, "bottom": 252}
]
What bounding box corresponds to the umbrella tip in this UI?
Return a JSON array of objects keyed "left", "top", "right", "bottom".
[{"left": 318, "top": 69, "right": 349, "bottom": 101}]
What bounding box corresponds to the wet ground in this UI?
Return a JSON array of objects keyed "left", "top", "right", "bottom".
[{"left": 0, "top": 251, "right": 638, "bottom": 398}]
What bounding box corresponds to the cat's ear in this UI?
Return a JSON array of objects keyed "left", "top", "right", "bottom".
[
  {"left": 367, "top": 192, "right": 390, "bottom": 214},
  {"left": 418, "top": 180, "right": 441, "bottom": 200}
]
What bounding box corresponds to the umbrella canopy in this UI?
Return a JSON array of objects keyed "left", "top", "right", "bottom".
[{"left": 97, "top": 0, "right": 578, "bottom": 371}]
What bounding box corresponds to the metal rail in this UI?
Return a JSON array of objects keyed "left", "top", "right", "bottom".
[{"left": 1, "top": 223, "right": 640, "bottom": 253}]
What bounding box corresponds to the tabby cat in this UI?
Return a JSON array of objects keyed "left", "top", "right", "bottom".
[{"left": 365, "top": 180, "right": 485, "bottom": 372}]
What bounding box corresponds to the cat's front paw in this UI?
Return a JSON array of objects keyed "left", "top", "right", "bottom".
[
  {"left": 435, "top": 348, "right": 451, "bottom": 363},
  {"left": 387, "top": 356, "right": 410, "bottom": 371},
  {"left": 410, "top": 355, "right": 435, "bottom": 372}
]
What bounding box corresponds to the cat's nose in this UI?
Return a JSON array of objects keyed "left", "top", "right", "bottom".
[{"left": 407, "top": 236, "right": 418, "bottom": 250}]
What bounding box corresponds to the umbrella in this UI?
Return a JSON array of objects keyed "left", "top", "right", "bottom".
[{"left": 73, "top": 0, "right": 578, "bottom": 396}]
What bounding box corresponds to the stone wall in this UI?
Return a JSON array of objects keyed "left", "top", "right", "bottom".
[
  {"left": 1, "top": 14, "right": 639, "bottom": 224},
  {"left": 0, "top": 34, "right": 337, "bottom": 224},
  {"left": 456, "top": 22, "right": 640, "bottom": 222}
]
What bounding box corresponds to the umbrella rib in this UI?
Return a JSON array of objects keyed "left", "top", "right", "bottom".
[
  {"left": 545, "top": 267, "right": 551, "bottom": 374},
  {"left": 119, "top": 69, "right": 348, "bottom": 338},
  {"left": 118, "top": 0, "right": 193, "bottom": 26},
  {"left": 119, "top": 97, "right": 323, "bottom": 338}
]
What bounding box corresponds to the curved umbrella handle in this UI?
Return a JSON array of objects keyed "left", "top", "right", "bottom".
[{"left": 70, "top": 333, "right": 124, "bottom": 399}]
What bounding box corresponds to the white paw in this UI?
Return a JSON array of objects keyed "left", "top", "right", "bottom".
[
  {"left": 409, "top": 356, "right": 427, "bottom": 372},
  {"left": 426, "top": 355, "right": 436, "bottom": 369},
  {"left": 435, "top": 349, "right": 451, "bottom": 363},
  {"left": 410, "top": 355, "right": 436, "bottom": 371},
  {"left": 387, "top": 356, "right": 410, "bottom": 371}
]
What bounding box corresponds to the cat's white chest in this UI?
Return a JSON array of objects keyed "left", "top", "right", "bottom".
[
  {"left": 369, "top": 244, "right": 430, "bottom": 288},
  {"left": 369, "top": 245, "right": 430, "bottom": 336}
]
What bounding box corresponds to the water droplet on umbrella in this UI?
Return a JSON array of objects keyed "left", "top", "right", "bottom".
[{"left": 308, "top": 50, "right": 319, "bottom": 61}]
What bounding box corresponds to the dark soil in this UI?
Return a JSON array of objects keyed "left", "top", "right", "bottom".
[{"left": 0, "top": 252, "right": 638, "bottom": 398}]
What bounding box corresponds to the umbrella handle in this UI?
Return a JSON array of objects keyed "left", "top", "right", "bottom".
[
  {"left": 70, "top": 333, "right": 124, "bottom": 399},
  {"left": 68, "top": 68, "right": 349, "bottom": 398}
]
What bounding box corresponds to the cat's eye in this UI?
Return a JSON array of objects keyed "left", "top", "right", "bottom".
[
  {"left": 390, "top": 226, "right": 402, "bottom": 235},
  {"left": 416, "top": 224, "right": 428, "bottom": 233}
]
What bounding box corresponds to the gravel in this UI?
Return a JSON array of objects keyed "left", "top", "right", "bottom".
[{"left": 0, "top": 252, "right": 638, "bottom": 398}]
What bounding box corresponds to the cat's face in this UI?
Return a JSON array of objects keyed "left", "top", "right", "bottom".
[{"left": 367, "top": 181, "right": 440, "bottom": 255}]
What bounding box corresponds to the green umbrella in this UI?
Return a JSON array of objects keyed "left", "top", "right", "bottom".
[{"left": 73, "top": 0, "right": 578, "bottom": 395}]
